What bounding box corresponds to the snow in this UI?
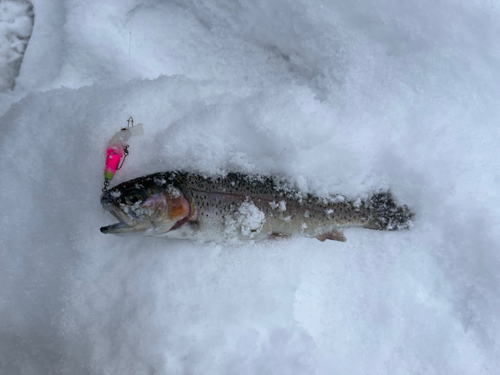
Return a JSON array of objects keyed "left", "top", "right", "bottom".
[
  {"left": 235, "top": 201, "right": 266, "bottom": 238},
  {"left": 0, "top": 0, "right": 33, "bottom": 92},
  {"left": 1, "top": 0, "right": 500, "bottom": 374}
]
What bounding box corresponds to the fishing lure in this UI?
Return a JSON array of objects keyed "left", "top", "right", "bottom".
[{"left": 103, "top": 117, "right": 143, "bottom": 190}]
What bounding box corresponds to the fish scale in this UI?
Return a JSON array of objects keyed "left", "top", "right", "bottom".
[
  {"left": 100, "top": 171, "right": 414, "bottom": 242},
  {"left": 176, "top": 172, "right": 371, "bottom": 234}
]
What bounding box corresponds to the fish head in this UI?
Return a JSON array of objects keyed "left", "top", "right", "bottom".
[{"left": 100, "top": 175, "right": 194, "bottom": 235}]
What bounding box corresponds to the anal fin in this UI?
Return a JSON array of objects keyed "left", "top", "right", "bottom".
[{"left": 316, "top": 230, "right": 346, "bottom": 242}]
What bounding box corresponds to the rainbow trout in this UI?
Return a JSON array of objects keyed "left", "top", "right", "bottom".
[{"left": 100, "top": 171, "right": 413, "bottom": 242}]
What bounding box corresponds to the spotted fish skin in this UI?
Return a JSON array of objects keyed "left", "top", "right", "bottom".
[{"left": 100, "top": 171, "right": 414, "bottom": 242}]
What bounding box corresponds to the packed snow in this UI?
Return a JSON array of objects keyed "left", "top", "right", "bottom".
[{"left": 1, "top": 0, "right": 500, "bottom": 374}]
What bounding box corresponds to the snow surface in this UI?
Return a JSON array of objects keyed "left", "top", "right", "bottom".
[
  {"left": 1, "top": 0, "right": 500, "bottom": 373},
  {"left": 0, "top": 0, "right": 33, "bottom": 92}
]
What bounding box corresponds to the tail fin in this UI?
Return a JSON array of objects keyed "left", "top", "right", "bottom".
[{"left": 365, "top": 191, "right": 414, "bottom": 230}]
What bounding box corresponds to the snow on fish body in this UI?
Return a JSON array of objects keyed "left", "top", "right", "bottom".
[{"left": 100, "top": 171, "right": 414, "bottom": 242}]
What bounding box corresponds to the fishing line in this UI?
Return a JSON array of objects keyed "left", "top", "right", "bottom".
[
  {"left": 101, "top": 6, "right": 143, "bottom": 192},
  {"left": 128, "top": 7, "right": 133, "bottom": 94}
]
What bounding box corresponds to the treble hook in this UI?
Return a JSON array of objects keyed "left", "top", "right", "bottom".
[{"left": 116, "top": 145, "right": 129, "bottom": 170}]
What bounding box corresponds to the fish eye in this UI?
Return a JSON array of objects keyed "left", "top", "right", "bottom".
[{"left": 126, "top": 194, "right": 142, "bottom": 205}]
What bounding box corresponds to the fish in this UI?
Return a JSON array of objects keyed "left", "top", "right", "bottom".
[{"left": 100, "top": 171, "right": 414, "bottom": 242}]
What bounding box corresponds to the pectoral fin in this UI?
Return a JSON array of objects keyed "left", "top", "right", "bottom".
[{"left": 316, "top": 230, "right": 346, "bottom": 242}]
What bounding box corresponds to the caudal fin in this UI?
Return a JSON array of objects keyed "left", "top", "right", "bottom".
[{"left": 364, "top": 191, "right": 414, "bottom": 230}]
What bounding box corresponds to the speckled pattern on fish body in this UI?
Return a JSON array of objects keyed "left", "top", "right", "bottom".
[{"left": 100, "top": 171, "right": 414, "bottom": 242}]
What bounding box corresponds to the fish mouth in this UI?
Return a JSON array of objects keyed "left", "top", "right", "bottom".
[
  {"left": 100, "top": 221, "right": 130, "bottom": 234},
  {"left": 100, "top": 192, "right": 139, "bottom": 234}
]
